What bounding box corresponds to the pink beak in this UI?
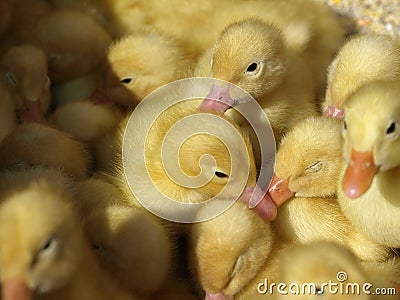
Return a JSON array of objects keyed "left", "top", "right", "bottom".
[
  {"left": 323, "top": 104, "right": 344, "bottom": 119},
  {"left": 2, "top": 278, "right": 32, "bottom": 300},
  {"left": 199, "top": 83, "right": 235, "bottom": 113},
  {"left": 240, "top": 185, "right": 278, "bottom": 221},
  {"left": 18, "top": 98, "right": 46, "bottom": 124}
]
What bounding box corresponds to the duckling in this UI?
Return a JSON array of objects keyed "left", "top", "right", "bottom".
[
  {"left": 0, "top": 123, "right": 92, "bottom": 181},
  {"left": 339, "top": 80, "right": 400, "bottom": 248},
  {"left": 194, "top": 19, "right": 318, "bottom": 153},
  {"left": 0, "top": 167, "right": 140, "bottom": 300},
  {"left": 49, "top": 100, "right": 123, "bottom": 143},
  {"left": 0, "top": 83, "right": 17, "bottom": 142},
  {"left": 0, "top": 45, "right": 51, "bottom": 122},
  {"left": 34, "top": 9, "right": 112, "bottom": 84},
  {"left": 189, "top": 200, "right": 274, "bottom": 299},
  {"left": 323, "top": 34, "right": 400, "bottom": 119},
  {"left": 105, "top": 30, "right": 194, "bottom": 108},
  {"left": 268, "top": 116, "right": 391, "bottom": 262},
  {"left": 72, "top": 177, "right": 172, "bottom": 296}
]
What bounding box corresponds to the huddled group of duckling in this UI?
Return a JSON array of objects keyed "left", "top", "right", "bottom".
[{"left": 0, "top": 0, "right": 400, "bottom": 299}]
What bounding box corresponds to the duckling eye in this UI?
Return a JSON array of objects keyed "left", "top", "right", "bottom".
[
  {"left": 121, "top": 77, "right": 133, "bottom": 84},
  {"left": 5, "top": 72, "right": 17, "bottom": 85},
  {"left": 215, "top": 171, "right": 229, "bottom": 178},
  {"left": 244, "top": 61, "right": 261, "bottom": 75},
  {"left": 386, "top": 121, "right": 397, "bottom": 137},
  {"left": 305, "top": 161, "right": 323, "bottom": 173},
  {"left": 38, "top": 238, "right": 57, "bottom": 256}
]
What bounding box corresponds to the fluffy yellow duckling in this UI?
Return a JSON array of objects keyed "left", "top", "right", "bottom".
[
  {"left": 268, "top": 116, "right": 390, "bottom": 262},
  {"left": 49, "top": 100, "right": 123, "bottom": 143},
  {"left": 323, "top": 34, "right": 400, "bottom": 119},
  {"left": 34, "top": 9, "right": 112, "bottom": 84},
  {"left": 0, "top": 167, "right": 140, "bottom": 300},
  {"left": 0, "top": 45, "right": 51, "bottom": 122},
  {"left": 339, "top": 80, "right": 400, "bottom": 247},
  {"left": 190, "top": 200, "right": 274, "bottom": 300},
  {"left": 0, "top": 123, "right": 92, "bottom": 181},
  {"left": 277, "top": 242, "right": 399, "bottom": 300},
  {"left": 0, "top": 83, "right": 17, "bottom": 142},
  {"left": 72, "top": 177, "right": 172, "bottom": 297},
  {"left": 195, "top": 18, "right": 316, "bottom": 111},
  {"left": 105, "top": 30, "right": 194, "bottom": 107}
]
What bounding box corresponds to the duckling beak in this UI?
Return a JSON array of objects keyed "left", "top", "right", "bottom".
[
  {"left": 240, "top": 185, "right": 277, "bottom": 221},
  {"left": 18, "top": 98, "right": 46, "bottom": 124},
  {"left": 342, "top": 149, "right": 378, "bottom": 199},
  {"left": 205, "top": 291, "right": 233, "bottom": 300},
  {"left": 323, "top": 104, "right": 344, "bottom": 119},
  {"left": 199, "top": 83, "right": 235, "bottom": 113},
  {"left": 2, "top": 278, "right": 32, "bottom": 300},
  {"left": 267, "top": 174, "right": 295, "bottom": 206}
]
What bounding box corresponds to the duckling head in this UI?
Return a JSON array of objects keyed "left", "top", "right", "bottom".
[
  {"left": 0, "top": 45, "right": 50, "bottom": 122},
  {"left": 34, "top": 9, "right": 112, "bottom": 84},
  {"left": 105, "top": 32, "right": 189, "bottom": 107},
  {"left": 268, "top": 116, "right": 342, "bottom": 205},
  {"left": 0, "top": 179, "right": 83, "bottom": 300},
  {"left": 210, "top": 18, "right": 287, "bottom": 100},
  {"left": 342, "top": 81, "right": 400, "bottom": 199},
  {"left": 146, "top": 99, "right": 258, "bottom": 203}
]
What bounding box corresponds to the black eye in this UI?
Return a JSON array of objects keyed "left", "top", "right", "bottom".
[
  {"left": 343, "top": 121, "right": 347, "bottom": 131},
  {"left": 386, "top": 121, "right": 396, "bottom": 135},
  {"left": 121, "top": 78, "right": 132, "bottom": 84},
  {"left": 215, "top": 171, "right": 229, "bottom": 178},
  {"left": 246, "top": 62, "right": 258, "bottom": 72},
  {"left": 41, "top": 239, "right": 52, "bottom": 250}
]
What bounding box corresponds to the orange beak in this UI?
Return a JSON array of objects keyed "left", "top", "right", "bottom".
[
  {"left": 267, "top": 174, "right": 295, "bottom": 206},
  {"left": 342, "top": 149, "right": 378, "bottom": 199},
  {"left": 2, "top": 278, "right": 32, "bottom": 300}
]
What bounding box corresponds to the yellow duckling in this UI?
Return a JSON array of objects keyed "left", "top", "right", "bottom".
[
  {"left": 0, "top": 167, "right": 141, "bottom": 300},
  {"left": 105, "top": 30, "right": 193, "bottom": 108},
  {"left": 268, "top": 116, "right": 391, "bottom": 262},
  {"left": 0, "top": 45, "right": 51, "bottom": 123},
  {"left": 339, "top": 80, "right": 400, "bottom": 247}
]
